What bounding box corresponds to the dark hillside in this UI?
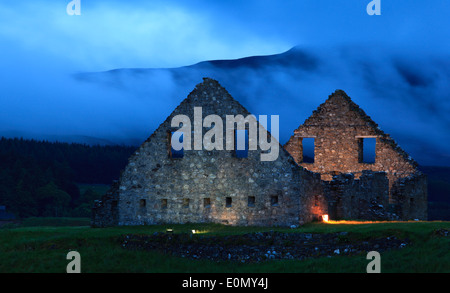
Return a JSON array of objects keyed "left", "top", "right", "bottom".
[{"left": 0, "top": 137, "right": 135, "bottom": 217}]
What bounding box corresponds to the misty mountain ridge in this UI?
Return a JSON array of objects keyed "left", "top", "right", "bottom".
[{"left": 3, "top": 45, "right": 450, "bottom": 166}]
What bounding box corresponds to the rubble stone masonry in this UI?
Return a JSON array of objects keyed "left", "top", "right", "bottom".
[
  {"left": 284, "top": 90, "right": 427, "bottom": 220},
  {"left": 93, "top": 78, "right": 322, "bottom": 227},
  {"left": 92, "top": 82, "right": 427, "bottom": 227}
]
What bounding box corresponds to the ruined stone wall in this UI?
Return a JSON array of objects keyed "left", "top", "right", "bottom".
[
  {"left": 92, "top": 85, "right": 428, "bottom": 226},
  {"left": 298, "top": 171, "right": 326, "bottom": 223},
  {"left": 93, "top": 78, "right": 319, "bottom": 227},
  {"left": 91, "top": 181, "right": 120, "bottom": 227},
  {"left": 391, "top": 172, "right": 428, "bottom": 220},
  {"left": 284, "top": 90, "right": 420, "bottom": 205},
  {"left": 321, "top": 171, "right": 391, "bottom": 220}
]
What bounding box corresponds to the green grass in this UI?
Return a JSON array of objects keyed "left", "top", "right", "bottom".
[
  {"left": 4, "top": 217, "right": 92, "bottom": 228},
  {"left": 0, "top": 219, "right": 449, "bottom": 273}
]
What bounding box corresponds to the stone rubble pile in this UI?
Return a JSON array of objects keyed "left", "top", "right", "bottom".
[{"left": 120, "top": 231, "right": 410, "bottom": 263}]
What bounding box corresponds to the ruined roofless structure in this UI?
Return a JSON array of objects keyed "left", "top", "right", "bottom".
[
  {"left": 92, "top": 78, "right": 427, "bottom": 227},
  {"left": 284, "top": 90, "right": 427, "bottom": 220}
]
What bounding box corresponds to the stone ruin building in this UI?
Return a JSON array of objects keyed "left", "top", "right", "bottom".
[
  {"left": 284, "top": 90, "right": 427, "bottom": 221},
  {"left": 92, "top": 78, "right": 427, "bottom": 227}
]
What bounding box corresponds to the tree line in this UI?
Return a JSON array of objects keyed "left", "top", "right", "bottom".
[
  {"left": 0, "top": 137, "right": 136, "bottom": 218},
  {"left": 0, "top": 137, "right": 448, "bottom": 220}
]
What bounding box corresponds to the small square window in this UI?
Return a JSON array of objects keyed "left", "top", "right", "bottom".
[
  {"left": 248, "top": 196, "right": 255, "bottom": 207},
  {"left": 271, "top": 196, "right": 279, "bottom": 207},
  {"left": 161, "top": 199, "right": 168, "bottom": 209},
  {"left": 204, "top": 198, "right": 211, "bottom": 208},
  {"left": 183, "top": 198, "right": 190, "bottom": 208},
  {"left": 139, "top": 199, "right": 146, "bottom": 207},
  {"left": 226, "top": 197, "right": 232, "bottom": 208}
]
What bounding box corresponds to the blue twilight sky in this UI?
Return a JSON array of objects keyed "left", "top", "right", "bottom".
[
  {"left": 1, "top": 0, "right": 449, "bottom": 70},
  {"left": 0, "top": 1, "right": 450, "bottom": 165}
]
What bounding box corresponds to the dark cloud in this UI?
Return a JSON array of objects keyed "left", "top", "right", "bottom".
[
  {"left": 1, "top": 1, "right": 450, "bottom": 166},
  {"left": 69, "top": 45, "right": 450, "bottom": 166},
  {"left": 394, "top": 61, "right": 434, "bottom": 87}
]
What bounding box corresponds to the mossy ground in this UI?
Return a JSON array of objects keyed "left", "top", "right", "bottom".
[{"left": 0, "top": 218, "right": 448, "bottom": 273}]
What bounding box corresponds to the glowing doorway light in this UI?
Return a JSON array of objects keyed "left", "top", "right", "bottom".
[{"left": 322, "top": 214, "right": 329, "bottom": 222}]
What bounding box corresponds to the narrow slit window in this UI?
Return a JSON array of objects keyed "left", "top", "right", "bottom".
[
  {"left": 226, "top": 197, "right": 232, "bottom": 208},
  {"left": 302, "top": 137, "right": 315, "bottom": 163},
  {"left": 358, "top": 137, "right": 376, "bottom": 164},
  {"left": 271, "top": 196, "right": 279, "bottom": 207},
  {"left": 182, "top": 198, "right": 190, "bottom": 208},
  {"left": 235, "top": 129, "right": 248, "bottom": 158},
  {"left": 139, "top": 199, "right": 146, "bottom": 207},
  {"left": 204, "top": 198, "right": 211, "bottom": 208},
  {"left": 169, "top": 131, "right": 184, "bottom": 158},
  {"left": 248, "top": 196, "right": 255, "bottom": 207},
  {"left": 161, "top": 199, "right": 168, "bottom": 209}
]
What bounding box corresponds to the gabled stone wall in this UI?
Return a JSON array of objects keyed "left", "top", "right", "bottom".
[
  {"left": 284, "top": 90, "right": 427, "bottom": 219},
  {"left": 92, "top": 78, "right": 320, "bottom": 227},
  {"left": 92, "top": 83, "right": 428, "bottom": 226},
  {"left": 285, "top": 90, "right": 418, "bottom": 183}
]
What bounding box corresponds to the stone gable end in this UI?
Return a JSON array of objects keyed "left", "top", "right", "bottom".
[
  {"left": 92, "top": 83, "right": 427, "bottom": 227},
  {"left": 93, "top": 78, "right": 321, "bottom": 227},
  {"left": 284, "top": 90, "right": 427, "bottom": 220}
]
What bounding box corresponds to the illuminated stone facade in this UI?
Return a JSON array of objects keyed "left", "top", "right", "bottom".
[
  {"left": 284, "top": 90, "right": 427, "bottom": 220},
  {"left": 92, "top": 81, "right": 427, "bottom": 227},
  {"left": 92, "top": 78, "right": 322, "bottom": 227}
]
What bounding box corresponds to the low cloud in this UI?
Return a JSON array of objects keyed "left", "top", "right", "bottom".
[
  {"left": 1, "top": 1, "right": 449, "bottom": 166},
  {"left": 72, "top": 45, "right": 450, "bottom": 166}
]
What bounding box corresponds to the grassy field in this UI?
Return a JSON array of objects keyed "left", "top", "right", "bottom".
[{"left": 0, "top": 218, "right": 449, "bottom": 273}]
